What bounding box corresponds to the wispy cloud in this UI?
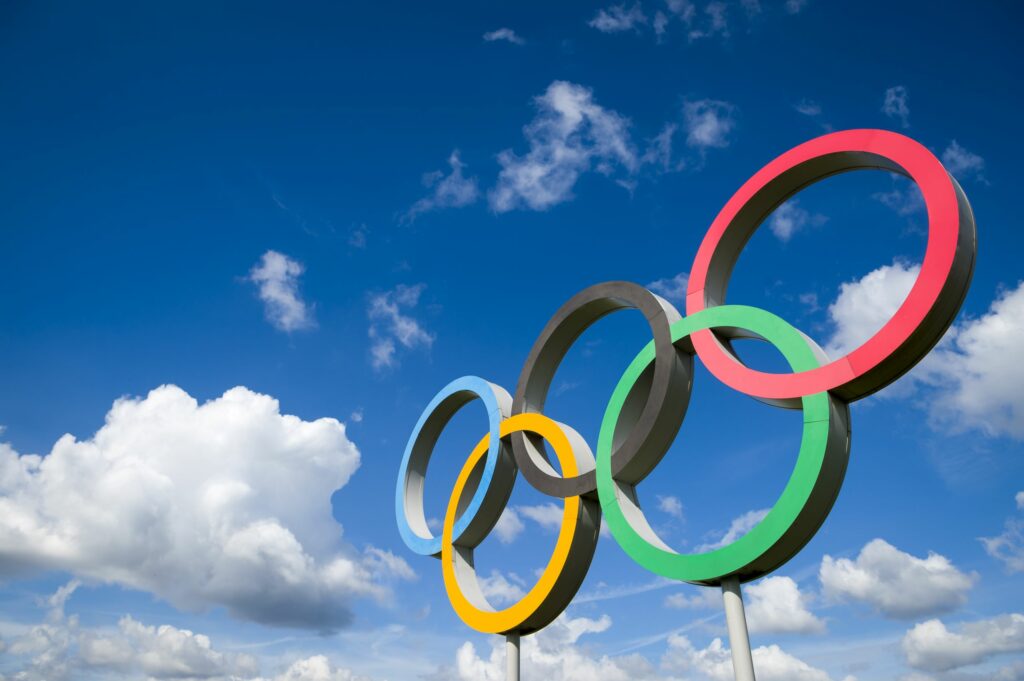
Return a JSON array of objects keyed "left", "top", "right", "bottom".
[
  {"left": 403, "top": 151, "right": 480, "bottom": 223},
  {"left": 483, "top": 27, "right": 525, "bottom": 45},
  {"left": 768, "top": 199, "right": 827, "bottom": 242},
  {"left": 588, "top": 3, "right": 648, "bottom": 33},
  {"left": 647, "top": 271, "right": 689, "bottom": 303},
  {"left": 367, "top": 284, "right": 435, "bottom": 370},
  {"left": 248, "top": 250, "right": 316, "bottom": 332},
  {"left": 942, "top": 140, "right": 986, "bottom": 182},
  {"left": 489, "top": 81, "right": 637, "bottom": 212},
  {"left": 684, "top": 99, "right": 736, "bottom": 153},
  {"left": 883, "top": 85, "right": 910, "bottom": 128},
  {"left": 794, "top": 98, "right": 822, "bottom": 116}
]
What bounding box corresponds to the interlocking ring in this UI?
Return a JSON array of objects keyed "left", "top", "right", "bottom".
[{"left": 395, "top": 128, "right": 977, "bottom": 636}]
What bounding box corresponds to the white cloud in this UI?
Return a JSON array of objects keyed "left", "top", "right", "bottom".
[
  {"left": 941, "top": 140, "right": 986, "bottom": 182},
  {"left": 403, "top": 151, "right": 480, "bottom": 223},
  {"left": 493, "top": 507, "right": 525, "bottom": 544},
  {"left": 661, "top": 633, "right": 846, "bottom": 681},
  {"left": 664, "top": 587, "right": 720, "bottom": 610},
  {"left": 825, "top": 261, "right": 919, "bottom": 358},
  {"left": 653, "top": 10, "right": 670, "bottom": 38},
  {"left": 768, "top": 199, "right": 826, "bottom": 242},
  {"left": 647, "top": 271, "right": 689, "bottom": 303},
  {"left": 367, "top": 283, "right": 435, "bottom": 370},
  {"left": 641, "top": 123, "right": 679, "bottom": 171},
  {"left": 902, "top": 613, "right": 1024, "bottom": 673},
  {"left": 489, "top": 81, "right": 637, "bottom": 212},
  {"left": 516, "top": 503, "right": 564, "bottom": 532},
  {"left": 820, "top": 538, "right": 976, "bottom": 618},
  {"left": 981, "top": 493, "right": 1024, "bottom": 573},
  {"left": 696, "top": 508, "right": 769, "bottom": 552},
  {"left": 447, "top": 613, "right": 663, "bottom": 681},
  {"left": 477, "top": 570, "right": 527, "bottom": 606},
  {"left": 588, "top": 3, "right": 648, "bottom": 33},
  {"left": 0, "top": 385, "right": 410, "bottom": 630},
  {"left": 666, "top": 0, "right": 696, "bottom": 22},
  {"left": 684, "top": 99, "right": 736, "bottom": 152},
  {"left": 687, "top": 2, "right": 730, "bottom": 41},
  {"left": 883, "top": 85, "right": 911, "bottom": 128},
  {"left": 926, "top": 281, "right": 1024, "bottom": 438},
  {"left": 260, "top": 655, "right": 373, "bottom": 681},
  {"left": 482, "top": 28, "right": 525, "bottom": 45},
  {"left": 657, "top": 495, "right": 684, "bottom": 519},
  {"left": 2, "top": 582, "right": 370, "bottom": 681},
  {"left": 785, "top": 0, "right": 810, "bottom": 13},
  {"left": 825, "top": 265, "right": 1024, "bottom": 440},
  {"left": 794, "top": 99, "right": 823, "bottom": 116},
  {"left": 874, "top": 178, "right": 926, "bottom": 216},
  {"left": 745, "top": 576, "right": 825, "bottom": 635},
  {"left": 249, "top": 250, "right": 316, "bottom": 332},
  {"left": 79, "top": 615, "right": 261, "bottom": 679},
  {"left": 663, "top": 576, "right": 825, "bottom": 635}
]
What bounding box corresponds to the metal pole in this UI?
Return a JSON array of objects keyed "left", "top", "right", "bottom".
[
  {"left": 506, "top": 631, "right": 520, "bottom": 681},
  {"left": 721, "top": 577, "right": 756, "bottom": 681}
]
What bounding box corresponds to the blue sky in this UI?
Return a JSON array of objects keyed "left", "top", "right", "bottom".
[{"left": 1, "top": 1, "right": 1022, "bottom": 679}]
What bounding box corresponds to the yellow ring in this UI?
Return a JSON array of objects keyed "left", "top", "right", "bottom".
[{"left": 441, "top": 413, "right": 592, "bottom": 634}]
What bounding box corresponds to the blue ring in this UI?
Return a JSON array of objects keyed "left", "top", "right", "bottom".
[{"left": 395, "top": 376, "right": 509, "bottom": 556}]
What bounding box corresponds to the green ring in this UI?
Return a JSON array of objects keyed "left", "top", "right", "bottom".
[{"left": 596, "top": 305, "right": 849, "bottom": 585}]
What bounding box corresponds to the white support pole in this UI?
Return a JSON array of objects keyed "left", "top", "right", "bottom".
[
  {"left": 721, "top": 577, "right": 756, "bottom": 681},
  {"left": 506, "top": 631, "right": 520, "bottom": 681}
]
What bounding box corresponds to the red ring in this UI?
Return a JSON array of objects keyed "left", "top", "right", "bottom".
[{"left": 686, "top": 129, "right": 975, "bottom": 401}]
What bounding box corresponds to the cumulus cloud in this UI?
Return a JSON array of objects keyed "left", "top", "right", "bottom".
[
  {"left": 661, "top": 633, "right": 847, "bottom": 681},
  {"left": 820, "top": 539, "right": 976, "bottom": 618},
  {"left": 883, "top": 85, "right": 911, "bottom": 128},
  {"left": 902, "top": 613, "right": 1024, "bottom": 673},
  {"left": 4, "top": 580, "right": 258, "bottom": 680},
  {"left": 249, "top": 250, "right": 316, "bottom": 332},
  {"left": 684, "top": 99, "right": 736, "bottom": 152},
  {"left": 768, "top": 199, "right": 827, "bottom": 242},
  {"left": 482, "top": 28, "right": 525, "bottom": 45},
  {"left": 647, "top": 272, "right": 689, "bottom": 304},
  {"left": 925, "top": 281, "right": 1024, "bottom": 438},
  {"left": 78, "top": 615, "right": 261, "bottom": 679},
  {"left": 663, "top": 576, "right": 823, "bottom": 635},
  {"left": 745, "top": 576, "right": 825, "bottom": 635},
  {"left": 980, "top": 492, "right": 1024, "bottom": 573},
  {"left": 827, "top": 264, "right": 1024, "bottom": 439},
  {"left": 824, "top": 261, "right": 919, "bottom": 359},
  {"left": 489, "top": 81, "right": 638, "bottom": 212},
  {"left": 0, "top": 385, "right": 411, "bottom": 630},
  {"left": 2, "top": 582, "right": 370, "bottom": 681},
  {"left": 444, "top": 613, "right": 665, "bottom": 681},
  {"left": 403, "top": 151, "right": 480, "bottom": 223},
  {"left": 588, "top": 3, "right": 648, "bottom": 33},
  {"left": 366, "top": 283, "right": 435, "bottom": 370},
  {"left": 941, "top": 140, "right": 986, "bottom": 182},
  {"left": 696, "top": 508, "right": 769, "bottom": 552}
]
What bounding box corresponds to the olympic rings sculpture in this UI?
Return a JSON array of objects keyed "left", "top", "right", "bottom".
[{"left": 396, "top": 129, "right": 976, "bottom": 636}]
